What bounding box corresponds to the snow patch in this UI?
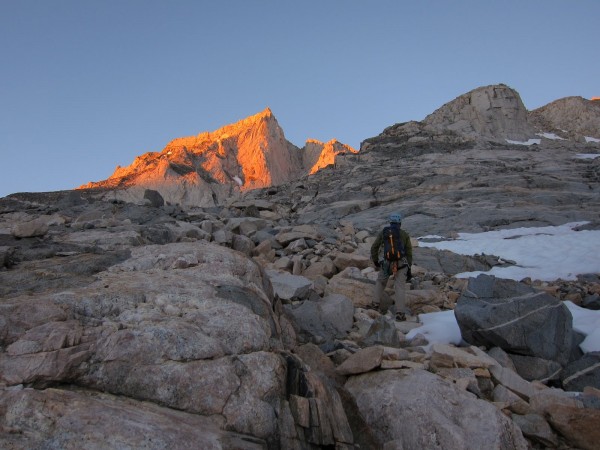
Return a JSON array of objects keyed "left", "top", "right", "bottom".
[
  {"left": 417, "top": 222, "right": 600, "bottom": 282},
  {"left": 585, "top": 136, "right": 600, "bottom": 143},
  {"left": 564, "top": 301, "right": 600, "bottom": 353},
  {"left": 412, "top": 222, "right": 600, "bottom": 354},
  {"left": 575, "top": 153, "right": 600, "bottom": 160},
  {"left": 536, "top": 132, "right": 565, "bottom": 140},
  {"left": 417, "top": 234, "right": 447, "bottom": 242},
  {"left": 233, "top": 176, "right": 243, "bottom": 186},
  {"left": 406, "top": 310, "right": 463, "bottom": 350},
  {"left": 506, "top": 138, "right": 541, "bottom": 146}
]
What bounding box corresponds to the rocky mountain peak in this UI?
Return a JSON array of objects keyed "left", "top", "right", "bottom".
[
  {"left": 80, "top": 107, "right": 357, "bottom": 206},
  {"left": 423, "top": 84, "right": 536, "bottom": 142},
  {"left": 362, "top": 84, "right": 599, "bottom": 156},
  {"left": 77, "top": 109, "right": 295, "bottom": 206},
  {"left": 77, "top": 108, "right": 359, "bottom": 207},
  {"left": 530, "top": 96, "right": 600, "bottom": 142},
  {"left": 302, "top": 138, "right": 358, "bottom": 174},
  {"left": 184, "top": 107, "right": 277, "bottom": 145}
]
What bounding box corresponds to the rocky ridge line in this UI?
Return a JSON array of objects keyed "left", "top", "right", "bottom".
[{"left": 78, "top": 108, "right": 357, "bottom": 208}]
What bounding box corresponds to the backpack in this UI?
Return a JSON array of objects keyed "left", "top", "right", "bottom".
[{"left": 382, "top": 224, "right": 405, "bottom": 261}]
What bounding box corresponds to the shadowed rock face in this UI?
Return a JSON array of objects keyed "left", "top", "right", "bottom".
[
  {"left": 234, "top": 85, "right": 599, "bottom": 238},
  {"left": 455, "top": 275, "right": 574, "bottom": 366},
  {"left": 252, "top": 137, "right": 600, "bottom": 237}
]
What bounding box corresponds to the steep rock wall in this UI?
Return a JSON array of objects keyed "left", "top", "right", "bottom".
[{"left": 423, "top": 84, "right": 536, "bottom": 141}]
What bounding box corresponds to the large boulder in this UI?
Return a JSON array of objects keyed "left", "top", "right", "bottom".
[
  {"left": 325, "top": 267, "right": 374, "bottom": 308},
  {"left": 302, "top": 257, "right": 337, "bottom": 280},
  {"left": 143, "top": 188, "right": 165, "bottom": 207},
  {"left": 283, "top": 293, "right": 354, "bottom": 349},
  {"left": 360, "top": 316, "right": 402, "bottom": 348},
  {"left": 454, "top": 275, "right": 573, "bottom": 366},
  {"left": 413, "top": 247, "right": 493, "bottom": 275},
  {"left": 560, "top": 352, "right": 600, "bottom": 391},
  {"left": 332, "top": 252, "right": 370, "bottom": 271},
  {"left": 265, "top": 270, "right": 313, "bottom": 301},
  {"left": 511, "top": 413, "right": 559, "bottom": 448},
  {"left": 0, "top": 240, "right": 354, "bottom": 448},
  {"left": 275, "top": 225, "right": 320, "bottom": 246},
  {"left": 0, "top": 386, "right": 266, "bottom": 449},
  {"left": 11, "top": 216, "right": 51, "bottom": 238},
  {"left": 345, "top": 368, "right": 527, "bottom": 449},
  {"left": 529, "top": 388, "right": 600, "bottom": 450},
  {"left": 509, "top": 354, "right": 562, "bottom": 383}
]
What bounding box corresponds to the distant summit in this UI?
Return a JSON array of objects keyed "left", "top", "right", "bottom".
[
  {"left": 79, "top": 109, "right": 357, "bottom": 207},
  {"left": 530, "top": 96, "right": 600, "bottom": 142},
  {"left": 423, "top": 84, "right": 535, "bottom": 141},
  {"left": 303, "top": 139, "right": 358, "bottom": 175},
  {"left": 361, "top": 83, "right": 600, "bottom": 154},
  {"left": 77, "top": 84, "right": 599, "bottom": 207}
]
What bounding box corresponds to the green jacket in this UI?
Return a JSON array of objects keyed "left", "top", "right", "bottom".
[{"left": 371, "top": 226, "right": 413, "bottom": 266}]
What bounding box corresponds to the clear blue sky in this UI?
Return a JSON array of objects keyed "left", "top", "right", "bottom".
[{"left": 1, "top": 1, "right": 598, "bottom": 197}]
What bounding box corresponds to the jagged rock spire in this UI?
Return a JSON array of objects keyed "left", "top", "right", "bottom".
[{"left": 78, "top": 109, "right": 355, "bottom": 207}]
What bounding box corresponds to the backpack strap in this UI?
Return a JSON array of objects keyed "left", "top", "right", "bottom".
[{"left": 383, "top": 224, "right": 405, "bottom": 261}]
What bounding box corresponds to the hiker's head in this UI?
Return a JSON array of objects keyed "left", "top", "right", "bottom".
[{"left": 389, "top": 212, "right": 402, "bottom": 224}]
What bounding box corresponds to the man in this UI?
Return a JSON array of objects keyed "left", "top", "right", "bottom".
[{"left": 370, "top": 212, "right": 413, "bottom": 320}]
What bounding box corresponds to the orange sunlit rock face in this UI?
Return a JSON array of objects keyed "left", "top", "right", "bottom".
[
  {"left": 303, "top": 139, "right": 358, "bottom": 174},
  {"left": 77, "top": 108, "right": 357, "bottom": 206},
  {"left": 592, "top": 97, "right": 600, "bottom": 101},
  {"left": 79, "top": 108, "right": 302, "bottom": 192}
]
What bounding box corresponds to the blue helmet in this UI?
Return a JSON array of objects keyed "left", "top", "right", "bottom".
[{"left": 389, "top": 212, "right": 402, "bottom": 223}]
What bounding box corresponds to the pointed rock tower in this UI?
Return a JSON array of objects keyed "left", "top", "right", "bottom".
[
  {"left": 302, "top": 139, "right": 358, "bottom": 174},
  {"left": 79, "top": 108, "right": 304, "bottom": 206}
]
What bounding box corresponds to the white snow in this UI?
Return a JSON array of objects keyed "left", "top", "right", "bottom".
[
  {"left": 585, "top": 136, "right": 600, "bottom": 143},
  {"left": 536, "top": 132, "right": 565, "bottom": 140},
  {"left": 232, "top": 176, "right": 243, "bottom": 186},
  {"left": 411, "top": 221, "right": 600, "bottom": 353},
  {"left": 417, "top": 222, "right": 600, "bottom": 282},
  {"left": 565, "top": 301, "right": 600, "bottom": 353},
  {"left": 576, "top": 153, "right": 600, "bottom": 160},
  {"left": 418, "top": 234, "right": 446, "bottom": 240},
  {"left": 406, "top": 310, "right": 464, "bottom": 348},
  {"left": 505, "top": 138, "right": 541, "bottom": 146}
]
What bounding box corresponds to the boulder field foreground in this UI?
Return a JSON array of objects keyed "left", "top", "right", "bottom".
[{"left": 1, "top": 84, "right": 600, "bottom": 449}]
